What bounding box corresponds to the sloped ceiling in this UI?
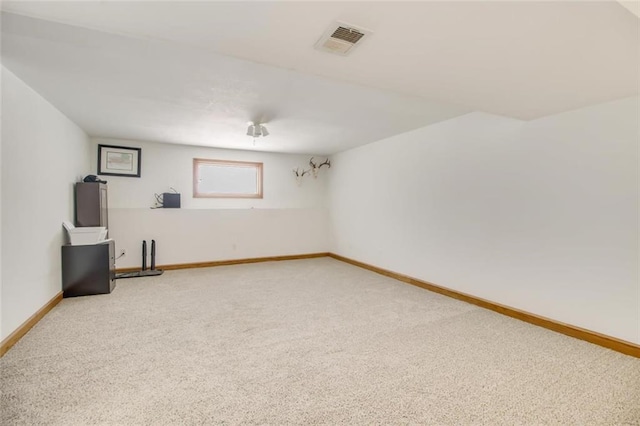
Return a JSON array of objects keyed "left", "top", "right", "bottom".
[
  {"left": 2, "top": 1, "right": 638, "bottom": 154},
  {"left": 1, "top": 13, "right": 470, "bottom": 155},
  {"left": 617, "top": 1, "right": 640, "bottom": 18}
]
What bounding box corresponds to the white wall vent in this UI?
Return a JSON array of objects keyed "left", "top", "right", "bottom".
[{"left": 314, "top": 21, "right": 372, "bottom": 56}]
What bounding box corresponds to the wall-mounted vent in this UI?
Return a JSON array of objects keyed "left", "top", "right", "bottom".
[{"left": 314, "top": 21, "right": 372, "bottom": 56}]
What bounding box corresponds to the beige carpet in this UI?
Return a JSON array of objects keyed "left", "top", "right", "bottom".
[{"left": 1, "top": 258, "right": 639, "bottom": 425}]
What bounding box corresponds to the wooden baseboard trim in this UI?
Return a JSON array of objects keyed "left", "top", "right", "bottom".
[
  {"left": 116, "top": 252, "right": 330, "bottom": 273},
  {"left": 0, "top": 291, "right": 63, "bottom": 357},
  {"left": 328, "top": 253, "right": 640, "bottom": 358}
]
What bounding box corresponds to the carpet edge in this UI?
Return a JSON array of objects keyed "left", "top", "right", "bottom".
[
  {"left": 116, "top": 252, "right": 330, "bottom": 273},
  {"left": 0, "top": 291, "right": 63, "bottom": 357},
  {"left": 328, "top": 253, "right": 640, "bottom": 358}
]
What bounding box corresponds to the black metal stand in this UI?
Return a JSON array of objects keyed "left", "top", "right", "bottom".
[{"left": 115, "top": 239, "right": 164, "bottom": 279}]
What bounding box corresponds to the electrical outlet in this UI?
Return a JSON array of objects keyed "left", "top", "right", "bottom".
[{"left": 119, "top": 249, "right": 126, "bottom": 257}]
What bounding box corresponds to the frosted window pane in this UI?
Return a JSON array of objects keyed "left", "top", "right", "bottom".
[
  {"left": 194, "top": 160, "right": 262, "bottom": 198},
  {"left": 199, "top": 165, "right": 256, "bottom": 194}
]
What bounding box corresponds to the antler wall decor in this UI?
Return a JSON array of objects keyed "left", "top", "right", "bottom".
[
  {"left": 293, "top": 157, "right": 331, "bottom": 185},
  {"left": 308, "top": 157, "right": 331, "bottom": 178},
  {"left": 293, "top": 167, "right": 310, "bottom": 185}
]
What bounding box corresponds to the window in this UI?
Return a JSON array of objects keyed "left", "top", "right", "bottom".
[{"left": 193, "top": 158, "right": 263, "bottom": 199}]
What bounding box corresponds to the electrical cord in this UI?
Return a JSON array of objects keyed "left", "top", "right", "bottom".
[{"left": 150, "top": 193, "right": 164, "bottom": 209}]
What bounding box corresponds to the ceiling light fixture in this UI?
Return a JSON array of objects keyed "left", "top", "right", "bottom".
[{"left": 247, "top": 122, "right": 269, "bottom": 138}]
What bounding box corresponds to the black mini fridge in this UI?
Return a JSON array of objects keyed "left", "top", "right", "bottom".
[{"left": 61, "top": 240, "right": 115, "bottom": 297}]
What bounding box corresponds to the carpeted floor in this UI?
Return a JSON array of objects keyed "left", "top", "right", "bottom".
[{"left": 1, "top": 258, "right": 639, "bottom": 425}]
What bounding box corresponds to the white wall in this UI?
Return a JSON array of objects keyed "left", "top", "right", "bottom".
[
  {"left": 1, "top": 67, "right": 91, "bottom": 340},
  {"left": 91, "top": 138, "right": 330, "bottom": 268},
  {"left": 328, "top": 97, "right": 639, "bottom": 344},
  {"left": 0, "top": 66, "right": 3, "bottom": 339}
]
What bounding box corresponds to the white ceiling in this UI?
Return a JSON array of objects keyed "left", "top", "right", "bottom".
[
  {"left": 618, "top": 1, "right": 640, "bottom": 18},
  {"left": 1, "top": 12, "right": 469, "bottom": 155},
  {"left": 2, "top": 1, "right": 638, "bottom": 154}
]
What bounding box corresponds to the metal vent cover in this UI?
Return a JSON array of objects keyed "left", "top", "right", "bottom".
[
  {"left": 315, "top": 21, "right": 372, "bottom": 56},
  {"left": 330, "top": 26, "right": 366, "bottom": 44}
]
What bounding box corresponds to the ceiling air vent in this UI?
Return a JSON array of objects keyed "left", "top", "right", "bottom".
[{"left": 314, "top": 22, "right": 372, "bottom": 56}]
